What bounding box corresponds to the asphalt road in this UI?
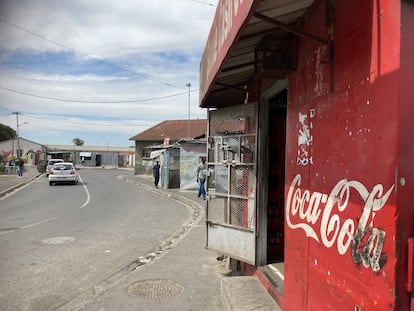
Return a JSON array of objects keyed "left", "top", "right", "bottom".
[{"left": 0, "top": 168, "right": 190, "bottom": 311}]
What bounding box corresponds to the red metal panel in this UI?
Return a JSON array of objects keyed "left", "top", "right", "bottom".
[
  {"left": 408, "top": 239, "right": 414, "bottom": 292},
  {"left": 285, "top": 0, "right": 404, "bottom": 309},
  {"left": 397, "top": 2, "right": 414, "bottom": 309},
  {"left": 284, "top": 104, "right": 311, "bottom": 310}
]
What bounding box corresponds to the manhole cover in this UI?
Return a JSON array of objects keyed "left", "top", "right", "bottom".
[
  {"left": 41, "top": 236, "right": 76, "bottom": 244},
  {"left": 127, "top": 279, "right": 184, "bottom": 299}
]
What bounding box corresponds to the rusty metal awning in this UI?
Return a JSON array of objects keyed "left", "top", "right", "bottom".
[{"left": 200, "top": 0, "right": 327, "bottom": 109}]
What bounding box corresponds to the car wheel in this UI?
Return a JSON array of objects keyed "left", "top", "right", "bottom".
[{"left": 49, "top": 181, "right": 53, "bottom": 186}]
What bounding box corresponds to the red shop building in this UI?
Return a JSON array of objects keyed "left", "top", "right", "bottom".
[{"left": 200, "top": 0, "right": 414, "bottom": 310}]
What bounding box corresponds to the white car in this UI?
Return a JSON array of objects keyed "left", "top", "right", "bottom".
[
  {"left": 45, "top": 159, "right": 64, "bottom": 177},
  {"left": 48, "top": 162, "right": 79, "bottom": 186}
]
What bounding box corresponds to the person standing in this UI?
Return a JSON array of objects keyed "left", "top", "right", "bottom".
[
  {"left": 153, "top": 160, "right": 161, "bottom": 188},
  {"left": 196, "top": 158, "right": 207, "bottom": 200}
]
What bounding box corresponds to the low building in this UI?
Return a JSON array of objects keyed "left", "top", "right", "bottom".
[
  {"left": 45, "top": 145, "right": 135, "bottom": 168},
  {"left": 0, "top": 137, "right": 47, "bottom": 166},
  {"left": 0, "top": 138, "right": 135, "bottom": 170},
  {"left": 129, "top": 119, "right": 207, "bottom": 175},
  {"left": 149, "top": 145, "right": 181, "bottom": 189}
]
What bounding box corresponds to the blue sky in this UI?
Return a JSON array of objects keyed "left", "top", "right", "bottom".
[{"left": 0, "top": 0, "right": 217, "bottom": 147}]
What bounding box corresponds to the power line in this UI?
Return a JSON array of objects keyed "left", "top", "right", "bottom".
[
  {"left": 26, "top": 114, "right": 140, "bottom": 128},
  {"left": 1, "top": 110, "right": 152, "bottom": 128},
  {"left": 0, "top": 85, "right": 200, "bottom": 103},
  {"left": 0, "top": 18, "right": 184, "bottom": 90},
  {"left": 190, "top": 0, "right": 217, "bottom": 6}
]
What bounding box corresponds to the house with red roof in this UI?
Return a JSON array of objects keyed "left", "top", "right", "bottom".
[{"left": 129, "top": 119, "right": 207, "bottom": 175}]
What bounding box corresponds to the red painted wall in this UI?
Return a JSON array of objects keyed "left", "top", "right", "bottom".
[
  {"left": 397, "top": 2, "right": 414, "bottom": 309},
  {"left": 284, "top": 0, "right": 408, "bottom": 309}
]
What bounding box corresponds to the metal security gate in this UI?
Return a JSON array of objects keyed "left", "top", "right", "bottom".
[{"left": 206, "top": 103, "right": 257, "bottom": 264}]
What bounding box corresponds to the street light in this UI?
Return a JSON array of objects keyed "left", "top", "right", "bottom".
[{"left": 186, "top": 82, "right": 191, "bottom": 139}]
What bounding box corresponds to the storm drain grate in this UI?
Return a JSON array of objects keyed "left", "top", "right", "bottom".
[{"left": 127, "top": 279, "right": 184, "bottom": 300}]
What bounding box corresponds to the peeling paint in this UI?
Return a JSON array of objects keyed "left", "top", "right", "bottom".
[
  {"left": 297, "top": 111, "right": 313, "bottom": 166},
  {"left": 286, "top": 174, "right": 394, "bottom": 272},
  {"left": 314, "top": 45, "right": 328, "bottom": 97},
  {"left": 352, "top": 227, "right": 387, "bottom": 271}
]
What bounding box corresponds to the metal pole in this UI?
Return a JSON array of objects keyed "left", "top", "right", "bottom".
[
  {"left": 186, "top": 82, "right": 191, "bottom": 139},
  {"left": 13, "top": 112, "right": 20, "bottom": 159}
]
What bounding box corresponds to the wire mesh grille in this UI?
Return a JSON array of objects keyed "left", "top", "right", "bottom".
[
  {"left": 206, "top": 105, "right": 256, "bottom": 231},
  {"left": 210, "top": 115, "right": 256, "bottom": 136},
  {"left": 207, "top": 195, "right": 256, "bottom": 230}
]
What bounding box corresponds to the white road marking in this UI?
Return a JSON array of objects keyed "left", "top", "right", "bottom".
[
  {"left": 0, "top": 174, "right": 92, "bottom": 236},
  {"left": 78, "top": 174, "right": 91, "bottom": 209},
  {"left": 0, "top": 216, "right": 58, "bottom": 235},
  {"left": 21, "top": 216, "right": 58, "bottom": 229},
  {"left": 0, "top": 229, "right": 16, "bottom": 235}
]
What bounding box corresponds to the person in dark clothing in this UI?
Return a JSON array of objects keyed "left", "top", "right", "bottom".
[
  {"left": 17, "top": 158, "right": 24, "bottom": 177},
  {"left": 153, "top": 161, "right": 160, "bottom": 188}
]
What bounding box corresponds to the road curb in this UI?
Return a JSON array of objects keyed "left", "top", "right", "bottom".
[
  {"left": 120, "top": 175, "right": 203, "bottom": 227},
  {"left": 0, "top": 173, "right": 43, "bottom": 198}
]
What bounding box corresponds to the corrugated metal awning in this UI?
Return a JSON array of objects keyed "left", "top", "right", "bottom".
[
  {"left": 150, "top": 149, "right": 166, "bottom": 159},
  {"left": 200, "top": 0, "right": 328, "bottom": 108}
]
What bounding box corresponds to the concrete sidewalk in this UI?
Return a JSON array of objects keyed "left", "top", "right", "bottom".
[
  {"left": 0, "top": 165, "right": 42, "bottom": 198},
  {"left": 0, "top": 168, "right": 279, "bottom": 310}
]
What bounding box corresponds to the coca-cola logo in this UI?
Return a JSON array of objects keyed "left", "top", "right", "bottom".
[{"left": 286, "top": 174, "right": 394, "bottom": 272}]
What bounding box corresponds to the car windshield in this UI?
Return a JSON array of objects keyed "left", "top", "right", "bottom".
[
  {"left": 49, "top": 160, "right": 63, "bottom": 165},
  {"left": 53, "top": 164, "right": 74, "bottom": 170}
]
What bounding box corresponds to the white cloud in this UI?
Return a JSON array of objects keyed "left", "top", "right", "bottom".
[
  {"left": 0, "top": 0, "right": 216, "bottom": 57},
  {"left": 0, "top": 0, "right": 215, "bottom": 146}
]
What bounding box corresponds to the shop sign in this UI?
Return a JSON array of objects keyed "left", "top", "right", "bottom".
[
  {"left": 286, "top": 174, "right": 394, "bottom": 272},
  {"left": 200, "top": 0, "right": 256, "bottom": 102}
]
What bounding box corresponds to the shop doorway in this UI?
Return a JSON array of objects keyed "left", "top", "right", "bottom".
[
  {"left": 267, "top": 89, "right": 287, "bottom": 263},
  {"left": 95, "top": 154, "right": 101, "bottom": 166},
  {"left": 261, "top": 88, "right": 287, "bottom": 294}
]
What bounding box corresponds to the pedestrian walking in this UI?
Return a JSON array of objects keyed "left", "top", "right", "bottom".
[
  {"left": 153, "top": 160, "right": 160, "bottom": 188},
  {"left": 196, "top": 158, "right": 207, "bottom": 200},
  {"left": 17, "top": 158, "right": 24, "bottom": 177}
]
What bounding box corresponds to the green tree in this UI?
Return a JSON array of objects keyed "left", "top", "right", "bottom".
[
  {"left": 72, "top": 138, "right": 84, "bottom": 146},
  {"left": 0, "top": 123, "right": 16, "bottom": 141}
]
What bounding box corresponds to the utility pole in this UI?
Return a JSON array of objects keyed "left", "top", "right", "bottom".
[
  {"left": 186, "top": 82, "right": 191, "bottom": 139},
  {"left": 13, "top": 112, "right": 20, "bottom": 159},
  {"left": 12, "top": 112, "right": 28, "bottom": 159}
]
